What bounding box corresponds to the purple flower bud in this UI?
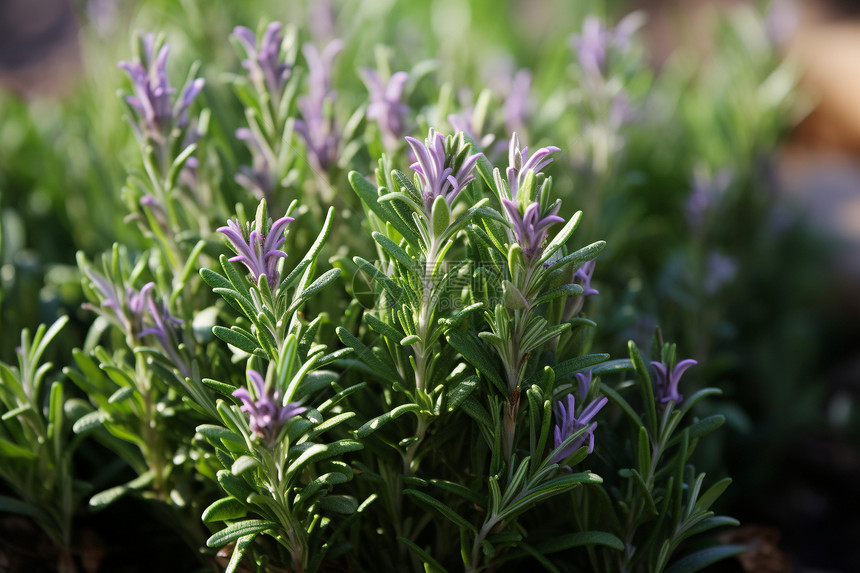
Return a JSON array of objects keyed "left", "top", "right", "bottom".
[
  {"left": 575, "top": 371, "right": 592, "bottom": 403},
  {"left": 118, "top": 35, "right": 205, "bottom": 143},
  {"left": 405, "top": 130, "right": 481, "bottom": 213},
  {"left": 573, "top": 260, "right": 599, "bottom": 298},
  {"left": 501, "top": 199, "right": 564, "bottom": 260},
  {"left": 650, "top": 358, "right": 697, "bottom": 405},
  {"left": 233, "top": 23, "right": 291, "bottom": 103},
  {"left": 361, "top": 68, "right": 410, "bottom": 151},
  {"left": 233, "top": 370, "right": 305, "bottom": 445},
  {"left": 217, "top": 214, "right": 293, "bottom": 290},
  {"left": 551, "top": 392, "right": 608, "bottom": 464}
]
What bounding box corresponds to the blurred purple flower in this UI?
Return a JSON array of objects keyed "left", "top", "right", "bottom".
[
  {"left": 563, "top": 260, "right": 599, "bottom": 320},
  {"left": 234, "top": 127, "right": 275, "bottom": 201},
  {"left": 704, "top": 252, "right": 738, "bottom": 295},
  {"left": 651, "top": 358, "right": 697, "bottom": 405},
  {"left": 504, "top": 69, "right": 532, "bottom": 134},
  {"left": 136, "top": 283, "right": 188, "bottom": 376},
  {"left": 360, "top": 68, "right": 410, "bottom": 151},
  {"left": 118, "top": 35, "right": 204, "bottom": 143},
  {"left": 501, "top": 199, "right": 564, "bottom": 259},
  {"left": 295, "top": 40, "right": 343, "bottom": 174},
  {"left": 686, "top": 168, "right": 733, "bottom": 229},
  {"left": 551, "top": 391, "right": 608, "bottom": 464},
  {"left": 571, "top": 12, "right": 645, "bottom": 77},
  {"left": 405, "top": 129, "right": 480, "bottom": 213},
  {"left": 506, "top": 133, "right": 561, "bottom": 201},
  {"left": 233, "top": 23, "right": 291, "bottom": 103},
  {"left": 234, "top": 370, "right": 306, "bottom": 445},
  {"left": 218, "top": 214, "right": 294, "bottom": 290}
]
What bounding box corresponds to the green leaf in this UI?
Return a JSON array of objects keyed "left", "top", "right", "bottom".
[
  {"left": 0, "top": 495, "right": 51, "bottom": 522},
  {"left": 202, "top": 497, "right": 248, "bottom": 522},
  {"left": 553, "top": 353, "right": 610, "bottom": 379},
  {"left": 404, "top": 489, "right": 476, "bottom": 532},
  {"left": 397, "top": 536, "right": 449, "bottom": 573},
  {"left": 288, "top": 268, "right": 342, "bottom": 314},
  {"left": 429, "top": 479, "right": 484, "bottom": 506},
  {"left": 460, "top": 396, "right": 493, "bottom": 428},
  {"left": 539, "top": 211, "right": 582, "bottom": 263},
  {"left": 336, "top": 327, "right": 399, "bottom": 381},
  {"left": 232, "top": 455, "right": 258, "bottom": 475},
  {"left": 206, "top": 520, "right": 277, "bottom": 548},
  {"left": 0, "top": 437, "right": 37, "bottom": 459},
  {"left": 669, "top": 415, "right": 725, "bottom": 445},
  {"left": 533, "top": 530, "right": 625, "bottom": 553},
  {"left": 446, "top": 331, "right": 506, "bottom": 394},
  {"left": 373, "top": 232, "right": 416, "bottom": 272},
  {"left": 349, "top": 171, "right": 420, "bottom": 246},
  {"left": 682, "top": 516, "right": 739, "bottom": 541},
  {"left": 534, "top": 283, "right": 584, "bottom": 306},
  {"left": 431, "top": 195, "right": 450, "bottom": 237},
  {"left": 213, "top": 326, "right": 260, "bottom": 354},
  {"left": 500, "top": 472, "right": 602, "bottom": 519},
  {"left": 89, "top": 471, "right": 155, "bottom": 509},
  {"left": 445, "top": 376, "right": 478, "bottom": 411},
  {"left": 695, "top": 478, "right": 732, "bottom": 512},
  {"left": 225, "top": 534, "right": 256, "bottom": 573},
  {"left": 664, "top": 545, "right": 746, "bottom": 573},
  {"left": 354, "top": 404, "right": 421, "bottom": 438},
  {"left": 72, "top": 410, "right": 103, "bottom": 434},
  {"left": 630, "top": 340, "right": 658, "bottom": 437},
  {"left": 107, "top": 385, "right": 135, "bottom": 404},
  {"left": 590, "top": 358, "right": 634, "bottom": 376},
  {"left": 217, "top": 470, "right": 256, "bottom": 502},
  {"left": 317, "top": 495, "right": 358, "bottom": 514}
]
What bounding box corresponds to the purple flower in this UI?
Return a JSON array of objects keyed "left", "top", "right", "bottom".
[
  {"left": 448, "top": 105, "right": 494, "bottom": 151},
  {"left": 118, "top": 35, "right": 205, "bottom": 143},
  {"left": 233, "top": 370, "right": 305, "bottom": 445},
  {"left": 501, "top": 200, "right": 564, "bottom": 259},
  {"left": 295, "top": 40, "right": 343, "bottom": 174},
  {"left": 575, "top": 371, "right": 592, "bottom": 402},
  {"left": 405, "top": 130, "right": 481, "bottom": 213},
  {"left": 650, "top": 358, "right": 697, "bottom": 405},
  {"left": 574, "top": 260, "right": 599, "bottom": 297},
  {"left": 233, "top": 23, "right": 291, "bottom": 103},
  {"left": 217, "top": 213, "right": 293, "bottom": 290},
  {"left": 360, "top": 68, "right": 410, "bottom": 151},
  {"left": 506, "top": 133, "right": 561, "bottom": 201},
  {"left": 551, "top": 392, "right": 608, "bottom": 464}
]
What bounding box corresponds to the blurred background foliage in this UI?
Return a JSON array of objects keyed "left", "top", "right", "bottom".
[{"left": 1, "top": 0, "right": 859, "bottom": 569}]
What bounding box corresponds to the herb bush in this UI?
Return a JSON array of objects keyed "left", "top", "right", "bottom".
[{"left": 0, "top": 0, "right": 834, "bottom": 571}]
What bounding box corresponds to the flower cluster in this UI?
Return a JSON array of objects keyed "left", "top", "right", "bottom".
[
  {"left": 405, "top": 130, "right": 480, "bottom": 214},
  {"left": 360, "top": 68, "right": 410, "bottom": 152},
  {"left": 233, "top": 370, "right": 305, "bottom": 445},
  {"left": 233, "top": 23, "right": 291, "bottom": 103},
  {"left": 217, "top": 213, "right": 293, "bottom": 290},
  {"left": 500, "top": 134, "right": 564, "bottom": 259},
  {"left": 551, "top": 371, "right": 608, "bottom": 465},
  {"left": 118, "top": 35, "right": 205, "bottom": 144}
]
